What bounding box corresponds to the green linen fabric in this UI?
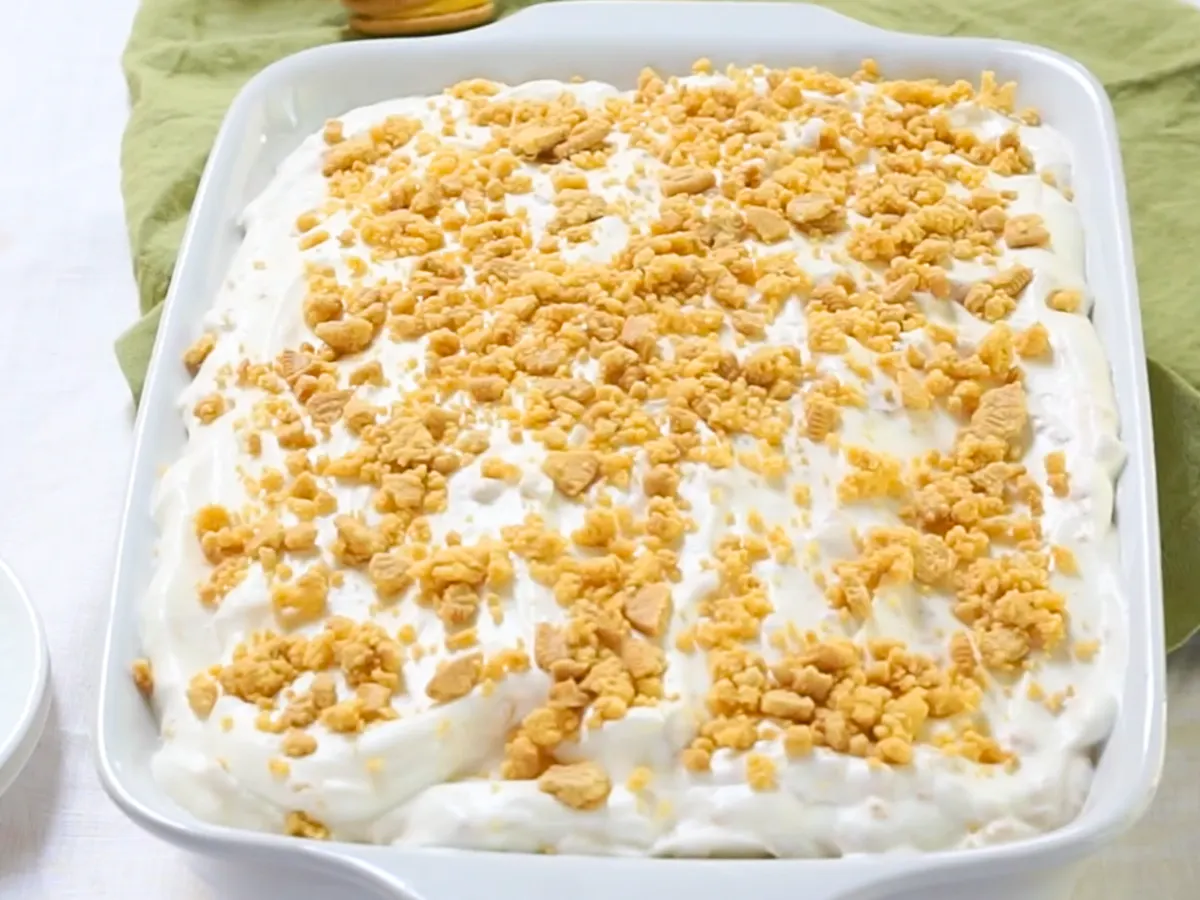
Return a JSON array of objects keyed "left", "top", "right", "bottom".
[{"left": 118, "top": 0, "right": 1200, "bottom": 649}]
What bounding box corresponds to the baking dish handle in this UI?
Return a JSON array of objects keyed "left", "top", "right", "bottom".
[
  {"left": 327, "top": 847, "right": 911, "bottom": 900},
  {"left": 326, "top": 846, "right": 1086, "bottom": 900},
  {"left": 482, "top": 0, "right": 894, "bottom": 40}
]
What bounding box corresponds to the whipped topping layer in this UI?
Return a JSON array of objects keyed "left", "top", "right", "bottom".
[{"left": 137, "top": 62, "right": 1127, "bottom": 856}]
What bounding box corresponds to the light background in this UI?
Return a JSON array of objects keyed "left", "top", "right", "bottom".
[{"left": 0, "top": 1, "right": 1195, "bottom": 896}]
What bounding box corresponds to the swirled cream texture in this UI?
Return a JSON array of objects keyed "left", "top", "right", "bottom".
[{"left": 141, "top": 66, "right": 1126, "bottom": 856}]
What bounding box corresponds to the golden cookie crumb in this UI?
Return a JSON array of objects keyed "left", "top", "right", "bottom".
[
  {"left": 787, "top": 193, "right": 838, "bottom": 227},
  {"left": 783, "top": 725, "right": 814, "bottom": 758},
  {"left": 682, "top": 746, "right": 712, "bottom": 771},
  {"left": 969, "top": 382, "right": 1028, "bottom": 448},
  {"left": 183, "top": 333, "right": 217, "bottom": 375},
  {"left": 1016, "top": 323, "right": 1052, "bottom": 359},
  {"left": 624, "top": 583, "right": 672, "bottom": 637},
  {"left": 1045, "top": 451, "right": 1070, "bottom": 497},
  {"left": 282, "top": 729, "right": 318, "bottom": 758},
  {"left": 271, "top": 564, "right": 330, "bottom": 629},
  {"left": 876, "top": 736, "right": 914, "bottom": 765},
  {"left": 186, "top": 673, "right": 218, "bottom": 720},
  {"left": 467, "top": 376, "right": 507, "bottom": 402},
  {"left": 307, "top": 390, "right": 352, "bottom": 427},
  {"left": 761, "top": 689, "right": 815, "bottom": 722},
  {"left": 745, "top": 206, "right": 791, "bottom": 243},
  {"left": 283, "top": 522, "right": 318, "bottom": 552},
  {"left": 285, "top": 811, "right": 329, "bottom": 840},
  {"left": 745, "top": 753, "right": 777, "bottom": 790},
  {"left": 537, "top": 761, "right": 612, "bottom": 810},
  {"left": 542, "top": 451, "right": 600, "bottom": 497},
  {"left": 511, "top": 123, "right": 570, "bottom": 158},
  {"left": 131, "top": 658, "right": 154, "bottom": 697},
  {"left": 425, "top": 652, "right": 483, "bottom": 703},
  {"left": 1052, "top": 545, "right": 1079, "bottom": 575},
  {"left": 193, "top": 393, "right": 227, "bottom": 424},
  {"left": 949, "top": 632, "right": 977, "bottom": 675},
  {"left": 315, "top": 316, "right": 375, "bottom": 356},
  {"left": 661, "top": 166, "right": 715, "bottom": 197},
  {"left": 1047, "top": 289, "right": 1082, "bottom": 313},
  {"left": 1004, "top": 213, "right": 1050, "bottom": 249},
  {"left": 481, "top": 458, "right": 521, "bottom": 483},
  {"left": 323, "top": 120, "right": 344, "bottom": 145},
  {"left": 626, "top": 766, "right": 654, "bottom": 792},
  {"left": 298, "top": 229, "right": 330, "bottom": 251}
]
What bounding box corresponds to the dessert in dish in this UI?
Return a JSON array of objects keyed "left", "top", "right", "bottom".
[{"left": 132, "top": 60, "right": 1126, "bottom": 856}]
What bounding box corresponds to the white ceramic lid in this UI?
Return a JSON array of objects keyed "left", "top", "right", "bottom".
[{"left": 0, "top": 558, "right": 50, "bottom": 799}]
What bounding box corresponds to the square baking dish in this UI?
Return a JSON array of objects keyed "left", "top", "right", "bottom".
[{"left": 96, "top": 3, "right": 1165, "bottom": 898}]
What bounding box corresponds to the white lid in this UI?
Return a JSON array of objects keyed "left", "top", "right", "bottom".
[{"left": 0, "top": 559, "right": 50, "bottom": 798}]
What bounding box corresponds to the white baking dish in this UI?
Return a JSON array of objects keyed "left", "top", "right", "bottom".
[{"left": 95, "top": 3, "right": 1165, "bottom": 897}]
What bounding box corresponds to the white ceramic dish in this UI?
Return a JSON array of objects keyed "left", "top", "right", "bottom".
[
  {"left": 95, "top": 3, "right": 1165, "bottom": 898},
  {"left": 0, "top": 558, "right": 51, "bottom": 801}
]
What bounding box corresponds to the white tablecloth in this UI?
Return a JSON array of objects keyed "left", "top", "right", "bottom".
[{"left": 0, "top": 2, "right": 1196, "bottom": 897}]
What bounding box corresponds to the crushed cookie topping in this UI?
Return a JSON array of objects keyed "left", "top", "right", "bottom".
[
  {"left": 131, "top": 658, "right": 154, "bottom": 698},
  {"left": 285, "top": 810, "right": 329, "bottom": 840},
  {"left": 153, "top": 60, "right": 1099, "bottom": 817}
]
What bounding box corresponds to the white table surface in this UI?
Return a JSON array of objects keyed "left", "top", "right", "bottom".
[{"left": 0, "top": 1, "right": 1197, "bottom": 897}]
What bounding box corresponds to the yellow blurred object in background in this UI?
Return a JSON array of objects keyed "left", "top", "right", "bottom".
[{"left": 343, "top": 0, "right": 495, "bottom": 35}]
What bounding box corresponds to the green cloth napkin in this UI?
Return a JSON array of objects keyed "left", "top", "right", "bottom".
[{"left": 119, "top": 0, "right": 1200, "bottom": 650}]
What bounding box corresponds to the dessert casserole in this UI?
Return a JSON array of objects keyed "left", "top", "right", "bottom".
[{"left": 131, "top": 59, "right": 1126, "bottom": 857}]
